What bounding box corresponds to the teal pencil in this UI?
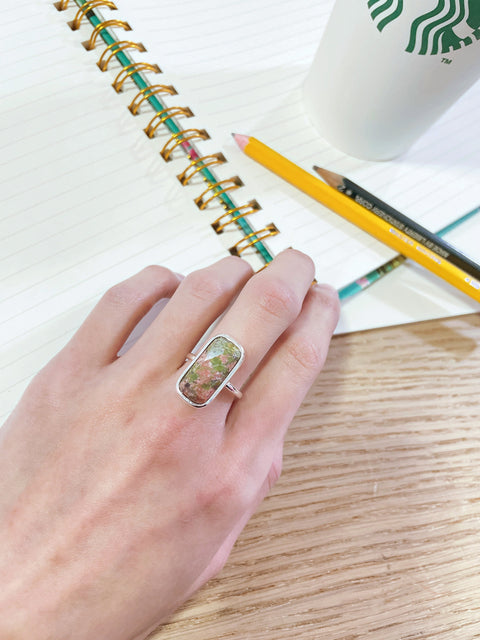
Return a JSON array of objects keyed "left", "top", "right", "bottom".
[{"left": 338, "top": 205, "right": 480, "bottom": 300}]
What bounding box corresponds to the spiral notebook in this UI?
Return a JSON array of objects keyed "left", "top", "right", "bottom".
[{"left": 1, "top": 0, "right": 480, "bottom": 420}]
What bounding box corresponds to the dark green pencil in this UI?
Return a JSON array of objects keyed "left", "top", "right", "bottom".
[{"left": 314, "top": 166, "right": 480, "bottom": 285}]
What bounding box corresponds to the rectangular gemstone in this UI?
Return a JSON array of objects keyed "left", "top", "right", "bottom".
[{"left": 177, "top": 334, "right": 244, "bottom": 407}]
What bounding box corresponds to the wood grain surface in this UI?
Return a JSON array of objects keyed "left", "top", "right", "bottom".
[{"left": 153, "top": 313, "right": 480, "bottom": 639}]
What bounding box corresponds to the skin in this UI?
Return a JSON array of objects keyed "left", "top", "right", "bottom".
[{"left": 0, "top": 249, "right": 339, "bottom": 640}]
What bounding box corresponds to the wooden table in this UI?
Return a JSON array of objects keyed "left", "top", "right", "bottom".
[{"left": 155, "top": 313, "right": 480, "bottom": 639}]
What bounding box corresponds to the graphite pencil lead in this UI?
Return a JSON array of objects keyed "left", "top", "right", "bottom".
[{"left": 312, "top": 166, "right": 344, "bottom": 189}]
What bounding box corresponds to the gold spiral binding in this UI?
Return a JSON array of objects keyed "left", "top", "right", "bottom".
[
  {"left": 97, "top": 40, "right": 146, "bottom": 70},
  {"left": 160, "top": 129, "right": 210, "bottom": 162},
  {"left": 68, "top": 1, "right": 117, "bottom": 30},
  {"left": 55, "top": 1, "right": 276, "bottom": 267},
  {"left": 112, "top": 62, "right": 161, "bottom": 92},
  {"left": 144, "top": 107, "right": 193, "bottom": 138},
  {"left": 194, "top": 177, "right": 244, "bottom": 210},
  {"left": 229, "top": 224, "right": 279, "bottom": 256},
  {"left": 211, "top": 200, "right": 261, "bottom": 234},
  {"left": 177, "top": 153, "right": 226, "bottom": 185},
  {"left": 54, "top": 0, "right": 70, "bottom": 10},
  {"left": 128, "top": 85, "right": 178, "bottom": 115},
  {"left": 83, "top": 22, "right": 132, "bottom": 51}
]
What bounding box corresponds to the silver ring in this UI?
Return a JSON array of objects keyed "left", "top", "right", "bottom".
[{"left": 176, "top": 334, "right": 244, "bottom": 407}]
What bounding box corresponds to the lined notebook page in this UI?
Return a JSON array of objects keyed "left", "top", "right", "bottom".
[
  {"left": 2, "top": 0, "right": 479, "bottom": 420},
  {"left": 125, "top": 0, "right": 480, "bottom": 326},
  {"left": 0, "top": 1, "right": 227, "bottom": 419}
]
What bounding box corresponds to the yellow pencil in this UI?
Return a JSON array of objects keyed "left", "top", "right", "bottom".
[{"left": 233, "top": 133, "right": 480, "bottom": 303}]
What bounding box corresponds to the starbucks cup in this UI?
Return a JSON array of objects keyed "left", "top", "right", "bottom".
[{"left": 303, "top": 0, "right": 480, "bottom": 160}]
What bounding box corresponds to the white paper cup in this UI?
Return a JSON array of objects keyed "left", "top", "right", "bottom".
[{"left": 303, "top": 0, "right": 480, "bottom": 160}]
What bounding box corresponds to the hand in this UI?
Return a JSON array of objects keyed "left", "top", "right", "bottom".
[{"left": 0, "top": 249, "right": 339, "bottom": 640}]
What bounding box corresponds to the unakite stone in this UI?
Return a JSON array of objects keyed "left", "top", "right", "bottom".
[{"left": 178, "top": 335, "right": 243, "bottom": 407}]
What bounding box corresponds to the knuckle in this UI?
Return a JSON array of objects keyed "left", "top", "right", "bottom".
[
  {"left": 284, "top": 335, "right": 326, "bottom": 376},
  {"left": 182, "top": 270, "right": 227, "bottom": 304},
  {"left": 27, "top": 355, "right": 82, "bottom": 409},
  {"left": 203, "top": 460, "right": 253, "bottom": 515},
  {"left": 221, "top": 255, "right": 254, "bottom": 278},
  {"left": 135, "top": 409, "right": 205, "bottom": 468},
  {"left": 142, "top": 411, "right": 183, "bottom": 452},
  {"left": 255, "top": 278, "right": 301, "bottom": 322},
  {"left": 193, "top": 481, "right": 232, "bottom": 517},
  {"left": 102, "top": 266, "right": 177, "bottom": 309},
  {"left": 141, "top": 264, "right": 176, "bottom": 284},
  {"left": 209, "top": 478, "right": 239, "bottom": 511},
  {"left": 102, "top": 281, "right": 141, "bottom": 308}
]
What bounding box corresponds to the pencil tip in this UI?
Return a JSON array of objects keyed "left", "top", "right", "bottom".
[
  {"left": 232, "top": 133, "right": 249, "bottom": 151},
  {"left": 312, "top": 166, "right": 344, "bottom": 188}
]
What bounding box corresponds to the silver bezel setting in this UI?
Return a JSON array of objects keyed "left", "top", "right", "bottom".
[{"left": 176, "top": 333, "right": 244, "bottom": 408}]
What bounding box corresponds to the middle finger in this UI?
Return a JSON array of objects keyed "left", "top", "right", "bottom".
[{"left": 198, "top": 249, "right": 315, "bottom": 398}]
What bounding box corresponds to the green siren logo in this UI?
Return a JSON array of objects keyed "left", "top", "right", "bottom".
[{"left": 367, "top": 0, "right": 480, "bottom": 55}]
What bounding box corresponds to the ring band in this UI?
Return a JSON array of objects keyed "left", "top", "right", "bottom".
[{"left": 177, "top": 334, "right": 244, "bottom": 407}]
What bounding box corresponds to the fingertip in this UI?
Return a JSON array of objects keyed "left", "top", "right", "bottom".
[
  {"left": 277, "top": 248, "right": 315, "bottom": 273},
  {"left": 310, "top": 283, "right": 341, "bottom": 329}
]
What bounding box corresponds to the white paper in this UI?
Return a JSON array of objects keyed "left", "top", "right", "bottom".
[{"left": 1, "top": 0, "right": 479, "bottom": 419}]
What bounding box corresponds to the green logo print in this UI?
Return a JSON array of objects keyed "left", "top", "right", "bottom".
[{"left": 367, "top": 0, "right": 480, "bottom": 55}]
